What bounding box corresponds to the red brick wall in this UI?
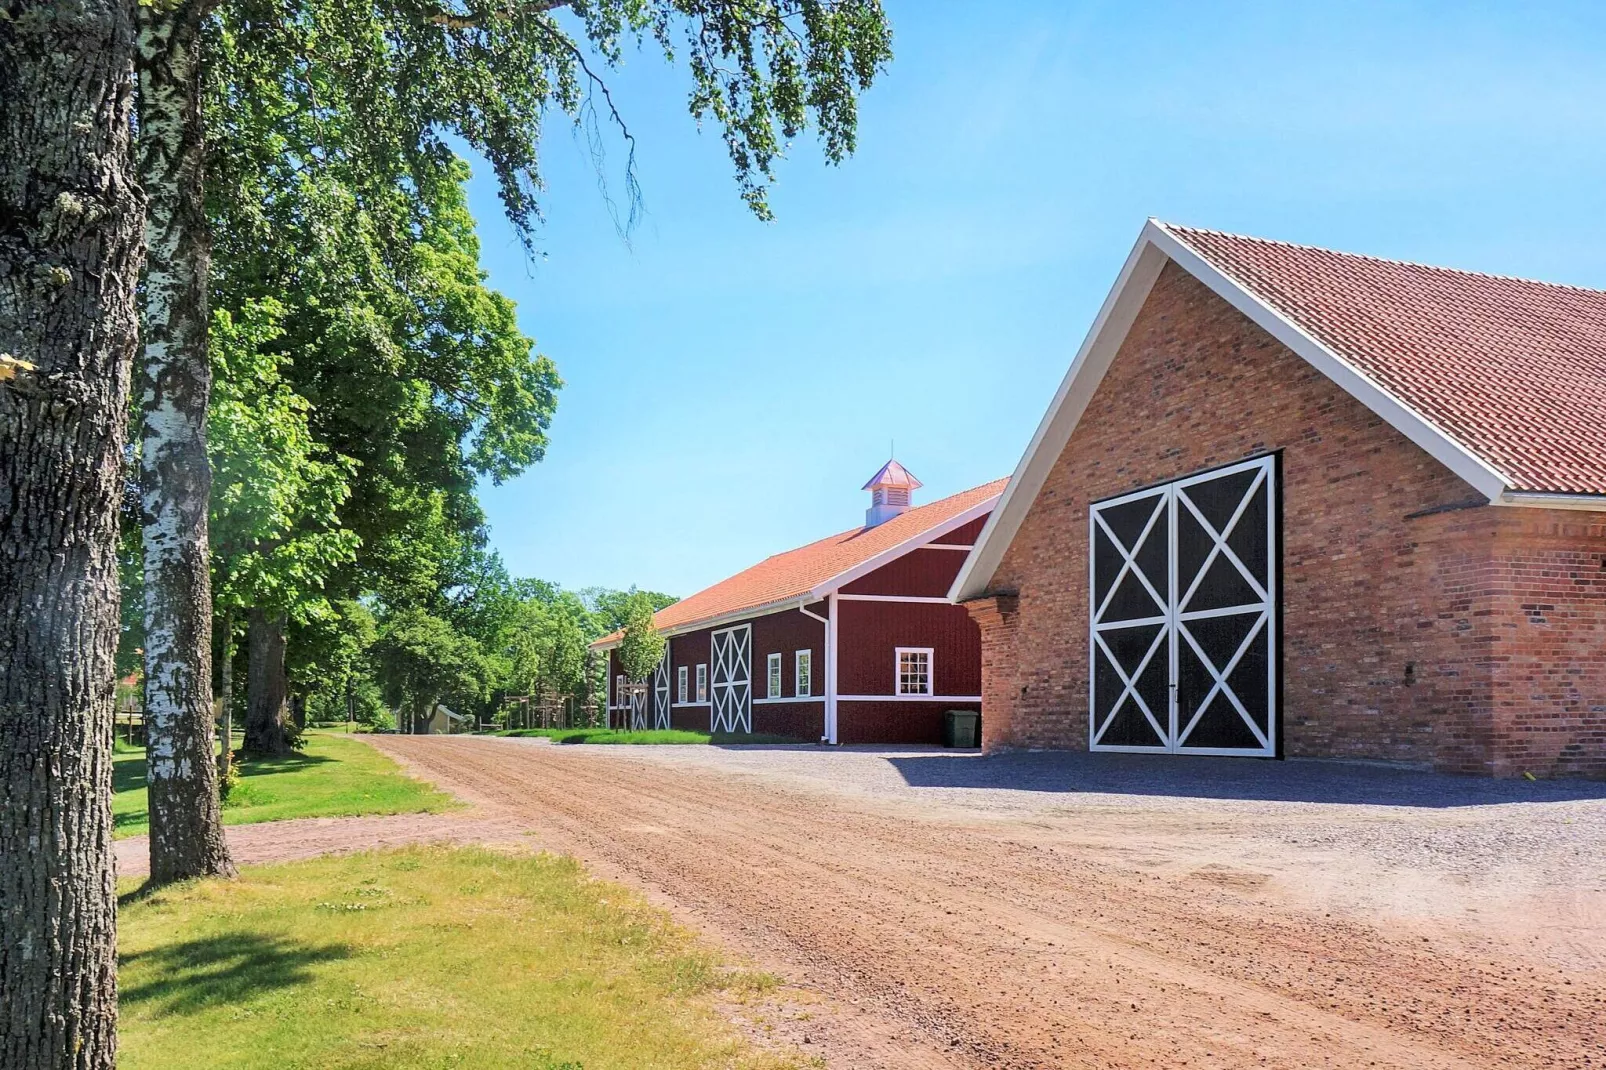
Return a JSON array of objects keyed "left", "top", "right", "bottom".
[
  {"left": 977, "top": 261, "right": 1606, "bottom": 776},
  {"left": 1488, "top": 510, "right": 1606, "bottom": 775}
]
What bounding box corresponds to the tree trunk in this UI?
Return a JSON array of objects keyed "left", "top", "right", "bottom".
[
  {"left": 244, "top": 608, "right": 290, "bottom": 755},
  {"left": 290, "top": 693, "right": 305, "bottom": 731},
  {"left": 218, "top": 608, "right": 234, "bottom": 779},
  {"left": 134, "top": 0, "right": 232, "bottom": 885},
  {"left": 0, "top": 1, "right": 141, "bottom": 1064}
]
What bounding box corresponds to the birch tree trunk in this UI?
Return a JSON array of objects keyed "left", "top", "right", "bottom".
[
  {"left": 244, "top": 608, "right": 290, "bottom": 755},
  {"left": 0, "top": 1, "right": 142, "bottom": 1064},
  {"left": 135, "top": 0, "right": 234, "bottom": 885}
]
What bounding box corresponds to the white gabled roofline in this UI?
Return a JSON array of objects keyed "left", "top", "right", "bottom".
[
  {"left": 590, "top": 490, "right": 1001, "bottom": 652},
  {"left": 811, "top": 493, "right": 1000, "bottom": 599},
  {"left": 951, "top": 218, "right": 1529, "bottom": 604}
]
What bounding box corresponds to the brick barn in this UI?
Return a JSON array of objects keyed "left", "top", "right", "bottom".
[
  {"left": 952, "top": 220, "right": 1606, "bottom": 777},
  {"left": 594, "top": 463, "right": 1005, "bottom": 744}
]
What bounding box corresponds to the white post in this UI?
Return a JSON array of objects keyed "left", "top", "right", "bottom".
[{"left": 825, "top": 591, "right": 839, "bottom": 744}]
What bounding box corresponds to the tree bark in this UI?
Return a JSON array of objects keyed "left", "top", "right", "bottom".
[
  {"left": 244, "top": 608, "right": 290, "bottom": 755},
  {"left": 0, "top": 1, "right": 142, "bottom": 1064},
  {"left": 134, "top": 0, "right": 233, "bottom": 886}
]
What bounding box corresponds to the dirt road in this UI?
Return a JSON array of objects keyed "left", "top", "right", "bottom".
[{"left": 368, "top": 735, "right": 1606, "bottom": 1070}]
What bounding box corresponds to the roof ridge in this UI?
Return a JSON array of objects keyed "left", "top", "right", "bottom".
[{"left": 1153, "top": 218, "right": 1606, "bottom": 298}]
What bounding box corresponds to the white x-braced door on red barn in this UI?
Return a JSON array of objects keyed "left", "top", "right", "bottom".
[
  {"left": 652, "top": 652, "right": 671, "bottom": 730},
  {"left": 710, "top": 624, "right": 752, "bottom": 735},
  {"left": 1089, "top": 454, "right": 1279, "bottom": 756}
]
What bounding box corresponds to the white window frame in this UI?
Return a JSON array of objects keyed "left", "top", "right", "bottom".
[
  {"left": 767, "top": 652, "right": 783, "bottom": 698},
  {"left": 795, "top": 649, "right": 811, "bottom": 697},
  {"left": 677, "top": 665, "right": 689, "bottom": 704},
  {"left": 895, "top": 647, "right": 933, "bottom": 697},
  {"left": 695, "top": 663, "right": 708, "bottom": 703},
  {"left": 615, "top": 673, "right": 626, "bottom": 708}
]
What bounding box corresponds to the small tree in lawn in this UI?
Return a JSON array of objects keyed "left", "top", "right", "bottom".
[{"left": 616, "top": 593, "right": 666, "bottom": 725}]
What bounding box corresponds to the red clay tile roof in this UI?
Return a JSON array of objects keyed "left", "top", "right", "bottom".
[
  {"left": 1161, "top": 222, "right": 1606, "bottom": 496},
  {"left": 593, "top": 478, "right": 1006, "bottom": 646}
]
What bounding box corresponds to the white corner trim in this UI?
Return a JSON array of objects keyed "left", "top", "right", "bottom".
[
  {"left": 950, "top": 218, "right": 1532, "bottom": 604},
  {"left": 812, "top": 494, "right": 1000, "bottom": 601}
]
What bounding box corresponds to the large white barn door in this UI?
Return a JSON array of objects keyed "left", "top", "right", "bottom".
[
  {"left": 1090, "top": 455, "right": 1278, "bottom": 757},
  {"left": 710, "top": 624, "right": 752, "bottom": 734},
  {"left": 652, "top": 653, "right": 672, "bottom": 730}
]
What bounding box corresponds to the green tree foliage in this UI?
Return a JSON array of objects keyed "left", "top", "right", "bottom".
[
  {"left": 583, "top": 586, "right": 680, "bottom": 634},
  {"left": 290, "top": 599, "right": 382, "bottom": 723},
  {"left": 208, "top": 299, "right": 359, "bottom": 623},
  {"left": 616, "top": 591, "right": 668, "bottom": 683},
  {"left": 372, "top": 607, "right": 492, "bottom": 731}
]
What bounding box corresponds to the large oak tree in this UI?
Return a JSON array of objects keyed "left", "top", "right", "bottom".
[{"left": 1, "top": 0, "right": 143, "bottom": 1064}]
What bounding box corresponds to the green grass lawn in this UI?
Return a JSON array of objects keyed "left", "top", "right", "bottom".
[
  {"left": 496, "top": 728, "right": 806, "bottom": 745},
  {"left": 113, "top": 730, "right": 457, "bottom": 840},
  {"left": 117, "top": 846, "right": 810, "bottom": 1070}
]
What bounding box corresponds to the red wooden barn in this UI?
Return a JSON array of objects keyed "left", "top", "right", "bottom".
[{"left": 593, "top": 463, "right": 1005, "bottom": 744}]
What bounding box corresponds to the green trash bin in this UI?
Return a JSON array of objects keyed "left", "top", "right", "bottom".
[{"left": 944, "top": 709, "right": 981, "bottom": 749}]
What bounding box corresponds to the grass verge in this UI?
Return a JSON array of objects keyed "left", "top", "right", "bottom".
[
  {"left": 113, "top": 730, "right": 457, "bottom": 840},
  {"left": 495, "top": 728, "right": 805, "bottom": 745},
  {"left": 117, "top": 846, "right": 808, "bottom": 1070}
]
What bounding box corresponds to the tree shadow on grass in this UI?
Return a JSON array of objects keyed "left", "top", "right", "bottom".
[
  {"left": 119, "top": 931, "right": 353, "bottom": 1017},
  {"left": 235, "top": 751, "right": 337, "bottom": 777}
]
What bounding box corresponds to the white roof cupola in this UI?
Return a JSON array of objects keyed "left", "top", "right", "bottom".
[{"left": 862, "top": 459, "right": 923, "bottom": 527}]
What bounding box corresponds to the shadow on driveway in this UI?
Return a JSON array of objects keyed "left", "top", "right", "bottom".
[{"left": 884, "top": 749, "right": 1606, "bottom": 808}]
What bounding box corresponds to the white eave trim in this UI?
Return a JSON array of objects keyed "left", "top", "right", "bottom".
[
  {"left": 1500, "top": 490, "right": 1606, "bottom": 512},
  {"left": 950, "top": 218, "right": 1536, "bottom": 604},
  {"left": 587, "top": 594, "right": 819, "bottom": 653}
]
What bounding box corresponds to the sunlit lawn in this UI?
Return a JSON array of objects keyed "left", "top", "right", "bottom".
[
  {"left": 113, "top": 730, "right": 457, "bottom": 840},
  {"left": 117, "top": 846, "right": 808, "bottom": 1070}
]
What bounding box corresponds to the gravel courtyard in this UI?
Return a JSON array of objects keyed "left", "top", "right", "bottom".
[{"left": 370, "top": 735, "right": 1606, "bottom": 1069}]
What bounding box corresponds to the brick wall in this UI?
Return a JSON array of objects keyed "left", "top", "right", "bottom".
[{"left": 977, "top": 261, "right": 1606, "bottom": 776}]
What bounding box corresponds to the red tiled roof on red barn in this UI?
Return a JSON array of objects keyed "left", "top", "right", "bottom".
[{"left": 595, "top": 476, "right": 1006, "bottom": 646}]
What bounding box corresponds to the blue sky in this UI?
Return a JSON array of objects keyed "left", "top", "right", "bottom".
[{"left": 466, "top": 1, "right": 1606, "bottom": 598}]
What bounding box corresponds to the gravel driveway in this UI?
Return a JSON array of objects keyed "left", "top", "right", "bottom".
[{"left": 370, "top": 735, "right": 1606, "bottom": 1070}]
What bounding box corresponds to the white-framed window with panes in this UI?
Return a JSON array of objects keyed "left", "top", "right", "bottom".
[
  {"left": 615, "top": 673, "right": 626, "bottom": 707},
  {"left": 895, "top": 648, "right": 933, "bottom": 696},
  {"left": 695, "top": 663, "right": 708, "bottom": 702},
  {"left": 767, "top": 653, "right": 783, "bottom": 698},
  {"left": 795, "top": 649, "right": 811, "bottom": 697},
  {"left": 677, "top": 665, "right": 689, "bottom": 704}
]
